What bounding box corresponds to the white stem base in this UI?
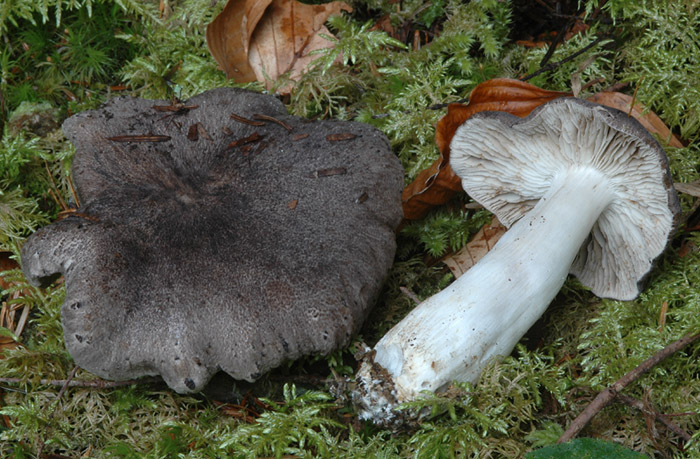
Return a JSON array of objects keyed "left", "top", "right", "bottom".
[{"left": 355, "top": 167, "right": 616, "bottom": 423}]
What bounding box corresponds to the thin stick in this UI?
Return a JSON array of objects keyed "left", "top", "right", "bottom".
[
  {"left": 67, "top": 174, "right": 80, "bottom": 208},
  {"left": 558, "top": 332, "right": 700, "bottom": 443},
  {"left": 617, "top": 393, "right": 692, "bottom": 443},
  {"left": 252, "top": 114, "right": 293, "bottom": 132},
  {"left": 44, "top": 161, "right": 68, "bottom": 211},
  {"left": 521, "top": 35, "right": 609, "bottom": 82},
  {"left": 0, "top": 375, "right": 162, "bottom": 389},
  {"left": 628, "top": 77, "right": 644, "bottom": 117},
  {"left": 539, "top": 18, "right": 575, "bottom": 69}
]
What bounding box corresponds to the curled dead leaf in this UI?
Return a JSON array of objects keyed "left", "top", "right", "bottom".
[
  {"left": 586, "top": 92, "right": 684, "bottom": 148},
  {"left": 402, "top": 79, "right": 570, "bottom": 221},
  {"left": 248, "top": 0, "right": 351, "bottom": 91},
  {"left": 207, "top": 0, "right": 351, "bottom": 92},
  {"left": 206, "top": 0, "right": 273, "bottom": 81},
  {"left": 441, "top": 217, "right": 506, "bottom": 278}
]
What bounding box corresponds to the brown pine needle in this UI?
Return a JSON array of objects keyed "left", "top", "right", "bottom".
[{"left": 44, "top": 160, "right": 68, "bottom": 211}]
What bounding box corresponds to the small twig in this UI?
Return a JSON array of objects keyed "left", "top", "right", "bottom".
[
  {"left": 252, "top": 114, "right": 293, "bottom": 132},
  {"left": 558, "top": 332, "right": 700, "bottom": 443},
  {"left": 580, "top": 77, "right": 605, "bottom": 93},
  {"left": 617, "top": 393, "right": 692, "bottom": 443},
  {"left": 521, "top": 34, "right": 609, "bottom": 82},
  {"left": 539, "top": 18, "right": 575, "bottom": 69},
  {"left": 658, "top": 301, "right": 668, "bottom": 332},
  {"left": 428, "top": 98, "right": 468, "bottom": 111},
  {"left": 0, "top": 375, "right": 162, "bottom": 389},
  {"left": 67, "top": 174, "right": 80, "bottom": 208},
  {"left": 228, "top": 132, "right": 264, "bottom": 149},
  {"left": 230, "top": 113, "right": 265, "bottom": 126},
  {"left": 603, "top": 81, "right": 630, "bottom": 93},
  {"left": 628, "top": 77, "right": 644, "bottom": 117}
]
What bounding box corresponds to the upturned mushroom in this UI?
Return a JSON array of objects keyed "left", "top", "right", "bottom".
[
  {"left": 354, "top": 97, "right": 680, "bottom": 423},
  {"left": 21, "top": 88, "right": 403, "bottom": 393}
]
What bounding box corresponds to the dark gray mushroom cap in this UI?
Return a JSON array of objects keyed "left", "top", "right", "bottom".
[
  {"left": 450, "top": 97, "right": 680, "bottom": 300},
  {"left": 21, "top": 88, "right": 403, "bottom": 393}
]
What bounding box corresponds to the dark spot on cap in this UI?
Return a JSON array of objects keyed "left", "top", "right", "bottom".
[{"left": 184, "top": 378, "right": 195, "bottom": 390}]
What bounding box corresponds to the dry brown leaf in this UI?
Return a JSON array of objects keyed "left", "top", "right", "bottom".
[
  {"left": 248, "top": 0, "right": 351, "bottom": 91},
  {"left": 587, "top": 92, "right": 684, "bottom": 148},
  {"left": 206, "top": 0, "right": 273, "bottom": 81},
  {"left": 1, "top": 252, "right": 30, "bottom": 350},
  {"left": 207, "top": 0, "right": 351, "bottom": 92},
  {"left": 0, "top": 252, "right": 17, "bottom": 292},
  {"left": 441, "top": 217, "right": 506, "bottom": 278},
  {"left": 402, "top": 79, "right": 570, "bottom": 221},
  {"left": 674, "top": 181, "right": 700, "bottom": 197}
]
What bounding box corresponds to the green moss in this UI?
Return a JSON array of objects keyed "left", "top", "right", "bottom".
[
  {"left": 2, "top": 0, "right": 700, "bottom": 457},
  {"left": 117, "top": 0, "right": 234, "bottom": 100}
]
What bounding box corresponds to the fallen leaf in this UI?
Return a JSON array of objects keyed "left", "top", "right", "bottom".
[
  {"left": 0, "top": 252, "right": 17, "bottom": 291},
  {"left": 207, "top": 0, "right": 351, "bottom": 92},
  {"left": 248, "top": 0, "right": 351, "bottom": 90},
  {"left": 441, "top": 217, "right": 506, "bottom": 278},
  {"left": 587, "top": 92, "right": 684, "bottom": 148},
  {"left": 206, "top": 0, "right": 273, "bottom": 81},
  {"left": 402, "top": 78, "right": 570, "bottom": 221}
]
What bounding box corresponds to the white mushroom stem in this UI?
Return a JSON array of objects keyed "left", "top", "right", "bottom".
[{"left": 356, "top": 166, "right": 616, "bottom": 419}]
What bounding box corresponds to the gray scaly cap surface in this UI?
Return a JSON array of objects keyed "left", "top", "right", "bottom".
[
  {"left": 21, "top": 88, "right": 403, "bottom": 393},
  {"left": 450, "top": 97, "right": 681, "bottom": 300}
]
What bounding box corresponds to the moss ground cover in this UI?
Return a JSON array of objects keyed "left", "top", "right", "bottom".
[{"left": 1, "top": 0, "right": 699, "bottom": 456}]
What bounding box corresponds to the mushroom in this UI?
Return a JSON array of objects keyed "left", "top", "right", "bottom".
[
  {"left": 21, "top": 88, "right": 403, "bottom": 393},
  {"left": 354, "top": 97, "right": 680, "bottom": 424}
]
